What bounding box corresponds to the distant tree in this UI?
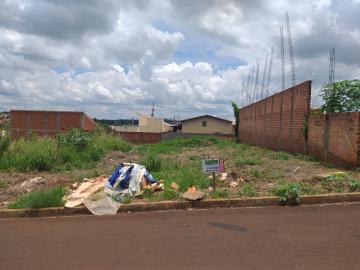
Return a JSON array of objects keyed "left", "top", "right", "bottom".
[
  {"left": 231, "top": 101, "right": 240, "bottom": 138},
  {"left": 320, "top": 80, "right": 360, "bottom": 113}
]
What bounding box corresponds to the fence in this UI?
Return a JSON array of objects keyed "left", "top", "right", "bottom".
[{"left": 238, "top": 81, "right": 360, "bottom": 168}]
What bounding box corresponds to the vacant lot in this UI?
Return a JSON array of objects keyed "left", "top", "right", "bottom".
[{"left": 0, "top": 133, "right": 360, "bottom": 208}]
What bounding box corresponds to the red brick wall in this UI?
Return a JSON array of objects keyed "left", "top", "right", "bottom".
[
  {"left": 114, "top": 131, "right": 162, "bottom": 144},
  {"left": 10, "top": 110, "right": 96, "bottom": 139},
  {"left": 238, "top": 81, "right": 311, "bottom": 153},
  {"left": 308, "top": 112, "right": 360, "bottom": 168}
]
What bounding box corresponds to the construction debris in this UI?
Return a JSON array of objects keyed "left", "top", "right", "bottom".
[
  {"left": 65, "top": 176, "right": 106, "bottom": 208},
  {"left": 65, "top": 163, "right": 163, "bottom": 215},
  {"left": 170, "top": 182, "right": 179, "bottom": 191},
  {"left": 19, "top": 177, "right": 45, "bottom": 192}
]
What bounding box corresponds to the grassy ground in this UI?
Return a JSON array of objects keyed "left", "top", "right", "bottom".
[{"left": 1, "top": 134, "right": 360, "bottom": 208}]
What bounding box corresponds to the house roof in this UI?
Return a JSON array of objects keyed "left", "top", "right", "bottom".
[{"left": 181, "top": 114, "right": 232, "bottom": 123}]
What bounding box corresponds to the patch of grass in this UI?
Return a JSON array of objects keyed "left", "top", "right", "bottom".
[
  {"left": 141, "top": 152, "right": 162, "bottom": 172},
  {"left": 137, "top": 135, "right": 223, "bottom": 154},
  {"left": 269, "top": 151, "right": 292, "bottom": 160},
  {"left": 8, "top": 186, "right": 66, "bottom": 209},
  {"left": 294, "top": 153, "right": 318, "bottom": 162},
  {"left": 0, "top": 138, "right": 57, "bottom": 172},
  {"left": 151, "top": 189, "right": 180, "bottom": 201},
  {"left": 0, "top": 135, "right": 10, "bottom": 157},
  {"left": 235, "top": 154, "right": 262, "bottom": 166},
  {"left": 0, "top": 131, "right": 133, "bottom": 172},
  {"left": 239, "top": 183, "right": 256, "bottom": 197},
  {"left": 0, "top": 180, "right": 7, "bottom": 189},
  {"left": 210, "top": 189, "right": 229, "bottom": 199},
  {"left": 122, "top": 194, "right": 132, "bottom": 204},
  {"left": 153, "top": 160, "right": 210, "bottom": 192},
  {"left": 247, "top": 168, "right": 262, "bottom": 178}
]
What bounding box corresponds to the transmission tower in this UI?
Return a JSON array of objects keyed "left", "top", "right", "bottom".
[
  {"left": 241, "top": 79, "right": 245, "bottom": 106},
  {"left": 254, "top": 60, "right": 260, "bottom": 101},
  {"left": 285, "top": 12, "right": 296, "bottom": 86},
  {"left": 261, "top": 54, "right": 269, "bottom": 99},
  {"left": 266, "top": 46, "right": 274, "bottom": 96},
  {"left": 329, "top": 47, "right": 335, "bottom": 83},
  {"left": 245, "top": 69, "right": 252, "bottom": 104},
  {"left": 280, "top": 26, "right": 285, "bottom": 90},
  {"left": 249, "top": 67, "right": 255, "bottom": 103},
  {"left": 151, "top": 101, "right": 155, "bottom": 117}
]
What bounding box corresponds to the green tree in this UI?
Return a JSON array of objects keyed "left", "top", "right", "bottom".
[
  {"left": 231, "top": 101, "right": 240, "bottom": 138},
  {"left": 320, "top": 80, "right": 360, "bottom": 113}
]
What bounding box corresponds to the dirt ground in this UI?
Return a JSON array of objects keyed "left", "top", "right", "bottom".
[{"left": 0, "top": 144, "right": 359, "bottom": 208}]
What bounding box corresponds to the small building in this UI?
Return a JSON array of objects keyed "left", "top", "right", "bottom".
[
  {"left": 10, "top": 110, "right": 97, "bottom": 140},
  {"left": 181, "top": 115, "right": 233, "bottom": 134},
  {"left": 111, "top": 113, "right": 172, "bottom": 133}
]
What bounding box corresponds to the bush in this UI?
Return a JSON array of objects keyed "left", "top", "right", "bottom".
[
  {"left": 349, "top": 178, "right": 360, "bottom": 192},
  {"left": 57, "top": 129, "right": 91, "bottom": 150},
  {"left": 0, "top": 135, "right": 10, "bottom": 157},
  {"left": 8, "top": 186, "right": 66, "bottom": 209},
  {"left": 271, "top": 182, "right": 301, "bottom": 205}
]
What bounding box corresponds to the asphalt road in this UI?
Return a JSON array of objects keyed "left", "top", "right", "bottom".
[{"left": 1, "top": 204, "right": 360, "bottom": 270}]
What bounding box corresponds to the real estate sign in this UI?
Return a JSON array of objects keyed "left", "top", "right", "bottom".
[{"left": 202, "top": 159, "right": 224, "bottom": 173}]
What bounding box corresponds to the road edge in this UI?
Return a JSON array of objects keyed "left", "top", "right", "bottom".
[{"left": 1, "top": 192, "right": 360, "bottom": 219}]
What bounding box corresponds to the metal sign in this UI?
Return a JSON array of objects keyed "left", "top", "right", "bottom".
[{"left": 202, "top": 159, "right": 224, "bottom": 173}]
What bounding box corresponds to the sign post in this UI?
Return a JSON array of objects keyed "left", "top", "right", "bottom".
[{"left": 202, "top": 159, "right": 224, "bottom": 190}]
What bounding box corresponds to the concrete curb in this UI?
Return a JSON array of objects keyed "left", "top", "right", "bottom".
[{"left": 1, "top": 192, "right": 360, "bottom": 219}]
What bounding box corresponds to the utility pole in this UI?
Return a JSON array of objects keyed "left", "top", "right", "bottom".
[{"left": 285, "top": 12, "right": 296, "bottom": 86}]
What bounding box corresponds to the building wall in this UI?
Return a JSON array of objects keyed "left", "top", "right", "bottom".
[
  {"left": 308, "top": 112, "right": 360, "bottom": 168},
  {"left": 238, "top": 81, "right": 311, "bottom": 153},
  {"left": 114, "top": 131, "right": 162, "bottom": 144},
  {"left": 182, "top": 116, "right": 233, "bottom": 134},
  {"left": 10, "top": 110, "right": 97, "bottom": 139}
]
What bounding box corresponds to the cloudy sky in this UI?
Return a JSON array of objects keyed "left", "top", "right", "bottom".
[{"left": 0, "top": 0, "right": 359, "bottom": 120}]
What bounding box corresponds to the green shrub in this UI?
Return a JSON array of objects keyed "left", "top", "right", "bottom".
[
  {"left": 0, "top": 135, "right": 10, "bottom": 157},
  {"left": 320, "top": 175, "right": 346, "bottom": 192},
  {"left": 349, "top": 178, "right": 360, "bottom": 192},
  {"left": 271, "top": 182, "right": 301, "bottom": 205},
  {"left": 210, "top": 189, "right": 229, "bottom": 199},
  {"left": 8, "top": 186, "right": 66, "bottom": 209},
  {"left": 57, "top": 129, "right": 91, "bottom": 150},
  {"left": 239, "top": 183, "right": 256, "bottom": 197},
  {"left": 141, "top": 152, "right": 162, "bottom": 172}
]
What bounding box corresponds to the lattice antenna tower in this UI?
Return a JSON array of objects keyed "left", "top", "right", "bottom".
[
  {"left": 151, "top": 101, "right": 155, "bottom": 117},
  {"left": 329, "top": 47, "right": 335, "bottom": 83},
  {"left": 254, "top": 60, "right": 260, "bottom": 101},
  {"left": 285, "top": 12, "right": 296, "bottom": 86},
  {"left": 280, "top": 26, "right": 286, "bottom": 90},
  {"left": 245, "top": 69, "right": 252, "bottom": 104},
  {"left": 266, "top": 46, "right": 274, "bottom": 96},
  {"left": 261, "top": 53, "right": 269, "bottom": 99},
  {"left": 249, "top": 67, "right": 255, "bottom": 103},
  {"left": 241, "top": 78, "right": 246, "bottom": 106}
]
